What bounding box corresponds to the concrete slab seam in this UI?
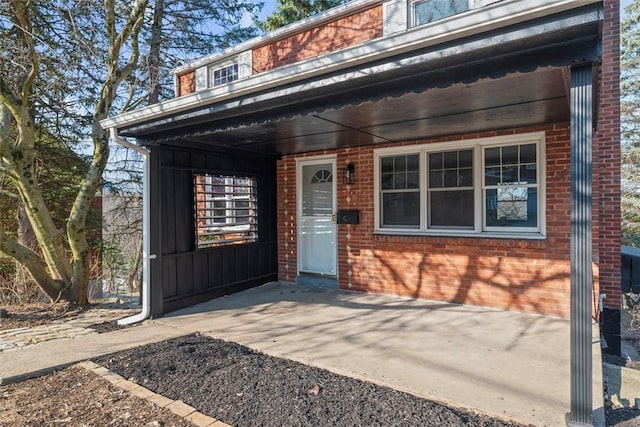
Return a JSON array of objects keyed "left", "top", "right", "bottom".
[{"left": 76, "top": 362, "right": 228, "bottom": 427}]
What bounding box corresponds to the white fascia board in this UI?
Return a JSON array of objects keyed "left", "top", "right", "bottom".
[
  {"left": 101, "top": 0, "right": 600, "bottom": 130},
  {"left": 172, "top": 0, "right": 381, "bottom": 75}
]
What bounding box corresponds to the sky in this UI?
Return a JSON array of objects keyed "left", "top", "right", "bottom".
[{"left": 241, "top": 0, "right": 277, "bottom": 27}]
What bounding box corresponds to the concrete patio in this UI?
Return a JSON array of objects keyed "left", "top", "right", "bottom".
[
  {"left": 0, "top": 281, "right": 604, "bottom": 426},
  {"left": 159, "top": 282, "right": 604, "bottom": 427}
]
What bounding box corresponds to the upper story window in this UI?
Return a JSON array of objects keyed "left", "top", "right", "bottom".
[
  {"left": 374, "top": 132, "right": 545, "bottom": 238},
  {"left": 384, "top": 0, "right": 499, "bottom": 35},
  {"left": 194, "top": 174, "right": 258, "bottom": 248},
  {"left": 209, "top": 63, "right": 239, "bottom": 87},
  {"left": 411, "top": 0, "right": 469, "bottom": 26},
  {"left": 190, "top": 50, "right": 252, "bottom": 93}
]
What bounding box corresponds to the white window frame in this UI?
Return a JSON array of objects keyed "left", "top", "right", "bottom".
[
  {"left": 427, "top": 147, "right": 475, "bottom": 230},
  {"left": 373, "top": 132, "right": 546, "bottom": 239},
  {"left": 407, "top": 0, "right": 498, "bottom": 28},
  {"left": 409, "top": 0, "right": 471, "bottom": 28},
  {"left": 379, "top": 152, "right": 422, "bottom": 229},
  {"left": 208, "top": 60, "right": 239, "bottom": 88}
]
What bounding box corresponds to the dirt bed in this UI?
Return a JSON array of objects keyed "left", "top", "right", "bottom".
[
  {"left": 0, "top": 301, "right": 135, "bottom": 332},
  {"left": 0, "top": 302, "right": 86, "bottom": 330},
  {"left": 95, "top": 334, "right": 525, "bottom": 427},
  {"left": 0, "top": 365, "right": 195, "bottom": 427}
]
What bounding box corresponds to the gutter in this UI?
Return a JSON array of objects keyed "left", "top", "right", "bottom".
[
  {"left": 100, "top": 0, "right": 601, "bottom": 132},
  {"left": 108, "top": 127, "right": 153, "bottom": 325}
]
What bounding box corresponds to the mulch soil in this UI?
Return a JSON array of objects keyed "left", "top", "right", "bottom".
[
  {"left": 87, "top": 320, "right": 133, "bottom": 333},
  {"left": 0, "top": 365, "right": 195, "bottom": 427},
  {"left": 94, "top": 333, "right": 526, "bottom": 427}
]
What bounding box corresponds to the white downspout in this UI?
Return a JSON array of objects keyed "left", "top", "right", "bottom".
[{"left": 108, "top": 127, "right": 153, "bottom": 325}]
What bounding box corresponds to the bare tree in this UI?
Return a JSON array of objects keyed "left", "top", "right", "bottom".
[{"left": 0, "top": 0, "right": 148, "bottom": 304}]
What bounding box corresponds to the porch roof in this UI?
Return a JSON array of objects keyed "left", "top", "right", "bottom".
[{"left": 111, "top": 3, "right": 603, "bottom": 156}]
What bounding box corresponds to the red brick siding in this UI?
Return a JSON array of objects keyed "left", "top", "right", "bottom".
[
  {"left": 596, "top": 0, "right": 621, "bottom": 309},
  {"left": 252, "top": 6, "right": 383, "bottom": 74},
  {"left": 194, "top": 175, "right": 207, "bottom": 228},
  {"left": 277, "top": 157, "right": 299, "bottom": 281},
  {"left": 177, "top": 71, "right": 196, "bottom": 96},
  {"left": 277, "top": 124, "right": 603, "bottom": 318}
]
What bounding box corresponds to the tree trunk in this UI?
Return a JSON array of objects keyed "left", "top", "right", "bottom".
[
  {"left": 12, "top": 116, "right": 74, "bottom": 289},
  {"left": 17, "top": 202, "right": 36, "bottom": 248},
  {"left": 148, "top": 0, "right": 164, "bottom": 104},
  {"left": 67, "top": 123, "right": 109, "bottom": 306},
  {"left": 0, "top": 224, "right": 66, "bottom": 299},
  {"left": 15, "top": 202, "right": 38, "bottom": 302},
  {"left": 126, "top": 239, "right": 143, "bottom": 292},
  {"left": 0, "top": 105, "right": 71, "bottom": 302}
]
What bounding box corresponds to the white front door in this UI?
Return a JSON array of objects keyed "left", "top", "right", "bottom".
[{"left": 298, "top": 158, "right": 337, "bottom": 276}]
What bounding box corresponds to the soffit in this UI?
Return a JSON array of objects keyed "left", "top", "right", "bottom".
[{"left": 125, "top": 5, "right": 601, "bottom": 156}]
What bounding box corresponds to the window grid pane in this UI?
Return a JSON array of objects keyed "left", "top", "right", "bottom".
[
  {"left": 428, "top": 149, "right": 473, "bottom": 189},
  {"left": 427, "top": 149, "right": 474, "bottom": 229},
  {"left": 484, "top": 143, "right": 537, "bottom": 185},
  {"left": 485, "top": 188, "right": 538, "bottom": 228},
  {"left": 380, "top": 154, "right": 420, "bottom": 227},
  {"left": 429, "top": 190, "right": 474, "bottom": 228},
  {"left": 483, "top": 143, "right": 538, "bottom": 229},
  {"left": 194, "top": 174, "right": 258, "bottom": 248},
  {"left": 413, "top": 0, "right": 469, "bottom": 26},
  {"left": 382, "top": 192, "right": 420, "bottom": 227},
  {"left": 210, "top": 63, "right": 239, "bottom": 87},
  {"left": 380, "top": 154, "right": 420, "bottom": 190}
]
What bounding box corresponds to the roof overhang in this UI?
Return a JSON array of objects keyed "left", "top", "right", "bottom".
[{"left": 104, "top": 2, "right": 603, "bottom": 156}]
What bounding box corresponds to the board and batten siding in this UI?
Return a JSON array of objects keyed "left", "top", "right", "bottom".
[{"left": 149, "top": 145, "right": 278, "bottom": 315}]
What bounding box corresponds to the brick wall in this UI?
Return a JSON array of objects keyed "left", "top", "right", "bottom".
[
  {"left": 277, "top": 156, "right": 298, "bottom": 282},
  {"left": 252, "top": 6, "right": 383, "bottom": 73},
  {"left": 178, "top": 71, "right": 196, "bottom": 96},
  {"left": 595, "top": 0, "right": 621, "bottom": 309},
  {"left": 278, "top": 124, "right": 604, "bottom": 318},
  {"left": 194, "top": 175, "right": 207, "bottom": 228}
]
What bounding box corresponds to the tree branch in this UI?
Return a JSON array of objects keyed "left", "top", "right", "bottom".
[
  {"left": 0, "top": 223, "right": 64, "bottom": 300},
  {"left": 0, "top": 75, "right": 21, "bottom": 119},
  {"left": 9, "top": 0, "right": 39, "bottom": 108},
  {"left": 0, "top": 189, "right": 20, "bottom": 199}
]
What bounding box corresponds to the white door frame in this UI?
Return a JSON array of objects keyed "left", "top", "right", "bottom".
[{"left": 296, "top": 155, "right": 338, "bottom": 277}]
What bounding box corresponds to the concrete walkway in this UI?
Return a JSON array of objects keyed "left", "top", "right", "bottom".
[{"left": 1, "top": 282, "right": 604, "bottom": 427}]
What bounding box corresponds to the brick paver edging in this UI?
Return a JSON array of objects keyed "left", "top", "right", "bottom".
[{"left": 76, "top": 361, "right": 231, "bottom": 427}]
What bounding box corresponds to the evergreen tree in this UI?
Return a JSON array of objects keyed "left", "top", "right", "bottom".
[{"left": 257, "top": 0, "right": 348, "bottom": 31}]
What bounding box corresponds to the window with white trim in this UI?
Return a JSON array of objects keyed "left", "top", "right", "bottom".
[
  {"left": 194, "top": 174, "right": 258, "bottom": 248},
  {"left": 411, "top": 0, "right": 469, "bottom": 26},
  {"left": 374, "top": 132, "right": 545, "bottom": 236},
  {"left": 209, "top": 63, "right": 239, "bottom": 87},
  {"left": 483, "top": 143, "right": 539, "bottom": 230},
  {"left": 380, "top": 154, "right": 420, "bottom": 227},
  {"left": 428, "top": 148, "right": 474, "bottom": 229}
]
